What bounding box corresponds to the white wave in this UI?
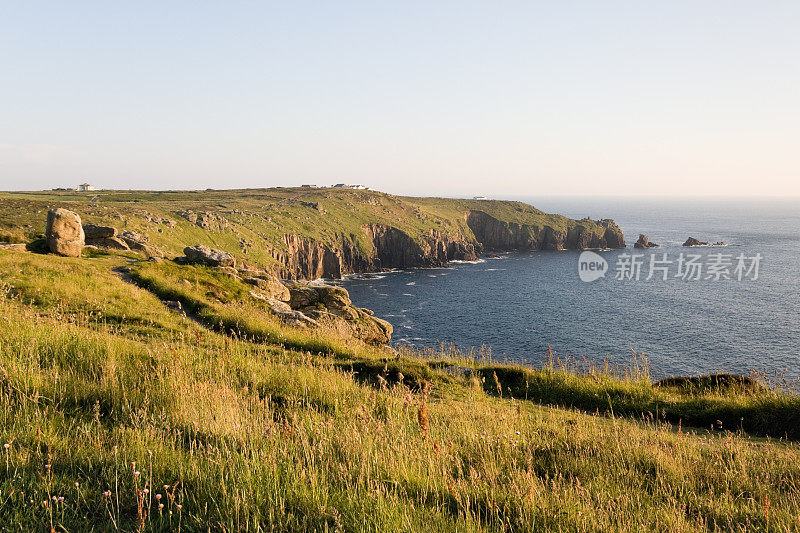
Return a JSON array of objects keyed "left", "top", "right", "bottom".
[
  {"left": 406, "top": 281, "right": 416, "bottom": 286},
  {"left": 343, "top": 273, "right": 387, "bottom": 280},
  {"left": 402, "top": 293, "right": 414, "bottom": 297},
  {"left": 450, "top": 258, "right": 486, "bottom": 264}
]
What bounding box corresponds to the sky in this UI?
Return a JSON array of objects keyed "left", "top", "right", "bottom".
[{"left": 1, "top": 1, "right": 799, "bottom": 197}]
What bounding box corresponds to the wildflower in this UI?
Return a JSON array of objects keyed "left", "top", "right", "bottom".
[
  {"left": 163, "top": 485, "right": 170, "bottom": 490},
  {"left": 417, "top": 403, "right": 430, "bottom": 439},
  {"left": 143, "top": 488, "right": 149, "bottom": 494},
  {"left": 158, "top": 503, "right": 164, "bottom": 510},
  {"left": 133, "top": 471, "right": 140, "bottom": 477},
  {"left": 75, "top": 482, "right": 79, "bottom": 488},
  {"left": 103, "top": 490, "right": 111, "bottom": 497},
  {"left": 3, "top": 443, "right": 9, "bottom": 449},
  {"left": 176, "top": 504, "right": 182, "bottom": 511},
  {"left": 58, "top": 497, "right": 64, "bottom": 503},
  {"left": 155, "top": 494, "right": 162, "bottom": 500}
]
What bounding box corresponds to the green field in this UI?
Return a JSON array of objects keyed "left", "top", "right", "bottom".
[
  {"left": 0, "top": 188, "right": 614, "bottom": 272},
  {"left": 0, "top": 246, "right": 798, "bottom": 531}
]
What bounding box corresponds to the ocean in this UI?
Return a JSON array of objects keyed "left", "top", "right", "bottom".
[{"left": 340, "top": 197, "right": 800, "bottom": 380}]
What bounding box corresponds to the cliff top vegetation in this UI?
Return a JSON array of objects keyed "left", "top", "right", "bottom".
[
  {"left": 0, "top": 188, "right": 616, "bottom": 273},
  {"left": 0, "top": 247, "right": 799, "bottom": 531}
]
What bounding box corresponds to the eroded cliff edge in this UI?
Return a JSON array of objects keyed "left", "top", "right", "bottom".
[
  {"left": 0, "top": 188, "right": 626, "bottom": 280},
  {"left": 273, "top": 210, "right": 624, "bottom": 279}
]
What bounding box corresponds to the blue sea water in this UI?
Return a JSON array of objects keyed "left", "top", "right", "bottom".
[{"left": 341, "top": 197, "right": 800, "bottom": 379}]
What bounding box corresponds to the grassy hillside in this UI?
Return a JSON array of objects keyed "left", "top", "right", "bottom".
[
  {"left": 1, "top": 248, "right": 799, "bottom": 531},
  {"left": 0, "top": 188, "right": 613, "bottom": 271}
]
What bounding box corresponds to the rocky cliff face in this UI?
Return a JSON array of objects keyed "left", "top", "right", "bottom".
[
  {"left": 275, "top": 225, "right": 480, "bottom": 280},
  {"left": 466, "top": 210, "right": 625, "bottom": 252},
  {"left": 273, "top": 211, "right": 624, "bottom": 280},
  {"left": 364, "top": 224, "right": 479, "bottom": 269},
  {"left": 277, "top": 234, "right": 351, "bottom": 280}
]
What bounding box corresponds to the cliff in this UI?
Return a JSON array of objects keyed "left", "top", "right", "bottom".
[
  {"left": 0, "top": 187, "right": 625, "bottom": 280},
  {"left": 465, "top": 210, "right": 624, "bottom": 252}
]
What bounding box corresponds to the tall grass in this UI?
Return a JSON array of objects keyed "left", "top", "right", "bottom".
[{"left": 1, "top": 250, "right": 800, "bottom": 530}]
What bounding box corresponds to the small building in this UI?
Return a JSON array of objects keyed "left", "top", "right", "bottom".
[
  {"left": 77, "top": 183, "right": 95, "bottom": 192},
  {"left": 301, "top": 184, "right": 318, "bottom": 188},
  {"left": 472, "top": 196, "right": 488, "bottom": 200}
]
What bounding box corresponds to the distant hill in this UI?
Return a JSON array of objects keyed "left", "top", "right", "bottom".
[{"left": 0, "top": 187, "right": 625, "bottom": 279}]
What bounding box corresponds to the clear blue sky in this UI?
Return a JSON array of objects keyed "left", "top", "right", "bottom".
[{"left": 1, "top": 1, "right": 798, "bottom": 196}]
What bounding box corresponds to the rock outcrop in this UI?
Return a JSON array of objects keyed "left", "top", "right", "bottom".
[
  {"left": 178, "top": 210, "right": 230, "bottom": 231},
  {"left": 276, "top": 226, "right": 480, "bottom": 280},
  {"left": 364, "top": 225, "right": 478, "bottom": 269},
  {"left": 465, "top": 211, "right": 625, "bottom": 252},
  {"left": 84, "top": 224, "right": 130, "bottom": 250},
  {"left": 184, "top": 245, "right": 236, "bottom": 267},
  {"left": 682, "top": 238, "right": 726, "bottom": 247},
  {"left": 121, "top": 232, "right": 163, "bottom": 257},
  {"left": 242, "top": 272, "right": 291, "bottom": 301},
  {"left": 271, "top": 212, "right": 625, "bottom": 280},
  {"left": 278, "top": 234, "right": 350, "bottom": 280},
  {"left": 0, "top": 243, "right": 29, "bottom": 252},
  {"left": 270, "top": 280, "right": 393, "bottom": 344},
  {"left": 46, "top": 208, "right": 84, "bottom": 257},
  {"left": 634, "top": 234, "right": 658, "bottom": 249}
]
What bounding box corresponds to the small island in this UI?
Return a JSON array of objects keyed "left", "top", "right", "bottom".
[{"left": 683, "top": 237, "right": 727, "bottom": 247}]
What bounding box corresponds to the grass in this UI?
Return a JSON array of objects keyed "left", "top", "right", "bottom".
[
  {"left": 0, "top": 249, "right": 799, "bottom": 531},
  {"left": 0, "top": 187, "right": 614, "bottom": 272}
]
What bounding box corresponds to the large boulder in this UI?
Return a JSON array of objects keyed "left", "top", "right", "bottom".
[
  {"left": 243, "top": 274, "right": 291, "bottom": 302},
  {"left": 83, "top": 224, "right": 117, "bottom": 240},
  {"left": 83, "top": 225, "right": 130, "bottom": 250},
  {"left": 184, "top": 244, "right": 236, "bottom": 267},
  {"left": 46, "top": 208, "right": 84, "bottom": 257},
  {"left": 283, "top": 280, "right": 351, "bottom": 308}
]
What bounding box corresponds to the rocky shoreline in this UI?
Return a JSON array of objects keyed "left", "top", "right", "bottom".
[
  {"left": 33, "top": 206, "right": 628, "bottom": 281},
  {"left": 274, "top": 211, "right": 626, "bottom": 279}
]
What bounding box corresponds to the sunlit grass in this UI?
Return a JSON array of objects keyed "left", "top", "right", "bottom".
[{"left": 1, "top": 249, "right": 799, "bottom": 530}]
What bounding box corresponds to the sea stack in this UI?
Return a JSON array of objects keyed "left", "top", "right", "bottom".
[{"left": 634, "top": 234, "right": 658, "bottom": 249}]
